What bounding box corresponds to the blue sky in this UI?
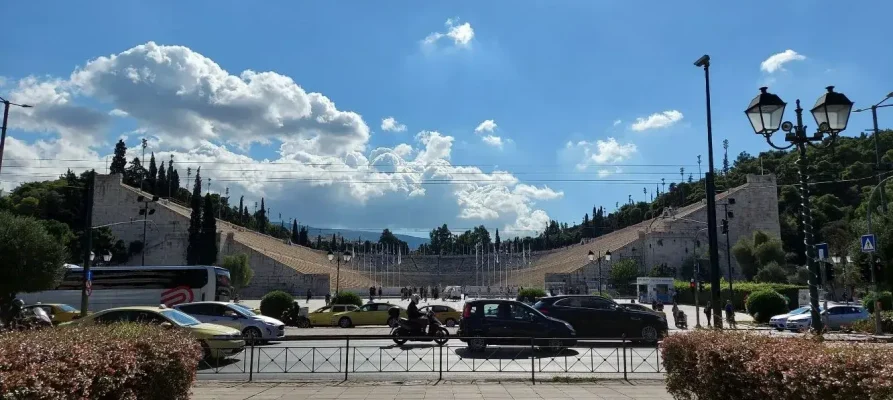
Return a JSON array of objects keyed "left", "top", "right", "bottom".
[{"left": 2, "top": 1, "right": 892, "bottom": 239}]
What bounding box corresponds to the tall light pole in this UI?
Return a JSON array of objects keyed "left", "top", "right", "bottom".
[
  {"left": 853, "top": 92, "right": 893, "bottom": 214},
  {"left": 588, "top": 250, "right": 612, "bottom": 296},
  {"left": 328, "top": 250, "right": 353, "bottom": 294},
  {"left": 140, "top": 138, "right": 148, "bottom": 192},
  {"left": 137, "top": 195, "right": 158, "bottom": 266},
  {"left": 0, "top": 96, "right": 33, "bottom": 179},
  {"left": 694, "top": 54, "right": 723, "bottom": 328},
  {"left": 745, "top": 86, "right": 854, "bottom": 333}
]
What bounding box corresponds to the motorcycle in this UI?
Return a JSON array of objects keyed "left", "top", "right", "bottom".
[
  {"left": 10, "top": 307, "right": 53, "bottom": 331},
  {"left": 390, "top": 307, "right": 449, "bottom": 346}
]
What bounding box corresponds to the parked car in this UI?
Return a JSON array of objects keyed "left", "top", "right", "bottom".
[
  {"left": 533, "top": 295, "right": 668, "bottom": 342},
  {"left": 307, "top": 304, "right": 359, "bottom": 327},
  {"left": 621, "top": 303, "right": 664, "bottom": 316},
  {"left": 67, "top": 305, "right": 244, "bottom": 359},
  {"left": 174, "top": 301, "right": 285, "bottom": 342},
  {"left": 22, "top": 303, "right": 85, "bottom": 325},
  {"left": 332, "top": 303, "right": 407, "bottom": 328},
  {"left": 457, "top": 300, "right": 577, "bottom": 352},
  {"left": 419, "top": 305, "right": 461, "bottom": 327},
  {"left": 785, "top": 305, "right": 868, "bottom": 332},
  {"left": 768, "top": 306, "right": 813, "bottom": 331}
]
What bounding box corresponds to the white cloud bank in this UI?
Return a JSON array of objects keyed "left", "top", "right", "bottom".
[
  {"left": 760, "top": 49, "right": 806, "bottom": 73},
  {"left": 423, "top": 19, "right": 475, "bottom": 48},
  {"left": 380, "top": 117, "right": 406, "bottom": 132},
  {"left": 630, "top": 110, "right": 683, "bottom": 132}
]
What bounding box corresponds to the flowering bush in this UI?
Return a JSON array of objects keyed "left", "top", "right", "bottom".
[
  {"left": 661, "top": 330, "right": 893, "bottom": 399},
  {"left": 0, "top": 323, "right": 201, "bottom": 399}
]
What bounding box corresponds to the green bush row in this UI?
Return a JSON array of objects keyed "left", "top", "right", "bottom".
[
  {"left": 672, "top": 279, "right": 804, "bottom": 311},
  {"left": 661, "top": 330, "right": 893, "bottom": 399},
  {"left": 0, "top": 324, "right": 201, "bottom": 399},
  {"left": 863, "top": 291, "right": 893, "bottom": 313}
]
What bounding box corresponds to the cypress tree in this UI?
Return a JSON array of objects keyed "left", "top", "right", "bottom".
[
  {"left": 200, "top": 193, "right": 218, "bottom": 265},
  {"left": 186, "top": 168, "right": 203, "bottom": 265},
  {"left": 110, "top": 139, "right": 127, "bottom": 174},
  {"left": 258, "top": 198, "right": 267, "bottom": 234},
  {"left": 291, "top": 219, "right": 299, "bottom": 243}
]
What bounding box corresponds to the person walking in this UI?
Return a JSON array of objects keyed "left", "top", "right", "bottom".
[
  {"left": 725, "top": 300, "right": 736, "bottom": 329},
  {"left": 704, "top": 301, "right": 712, "bottom": 327},
  {"left": 378, "top": 286, "right": 383, "bottom": 298},
  {"left": 306, "top": 289, "right": 312, "bottom": 304},
  {"left": 325, "top": 292, "right": 331, "bottom": 306},
  {"left": 369, "top": 286, "right": 376, "bottom": 302}
]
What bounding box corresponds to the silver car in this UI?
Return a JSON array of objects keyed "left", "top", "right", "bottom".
[
  {"left": 785, "top": 305, "right": 868, "bottom": 331},
  {"left": 175, "top": 301, "right": 285, "bottom": 341}
]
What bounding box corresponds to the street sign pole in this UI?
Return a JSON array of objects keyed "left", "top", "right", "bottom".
[{"left": 861, "top": 233, "right": 882, "bottom": 335}]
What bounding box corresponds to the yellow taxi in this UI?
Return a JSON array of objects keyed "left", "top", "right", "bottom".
[
  {"left": 332, "top": 303, "right": 407, "bottom": 328},
  {"left": 67, "top": 305, "right": 244, "bottom": 359},
  {"left": 307, "top": 304, "right": 359, "bottom": 327},
  {"left": 23, "top": 303, "right": 86, "bottom": 325},
  {"left": 419, "top": 305, "right": 462, "bottom": 327}
]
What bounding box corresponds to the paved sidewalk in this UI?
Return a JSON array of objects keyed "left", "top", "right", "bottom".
[{"left": 192, "top": 380, "right": 672, "bottom": 399}]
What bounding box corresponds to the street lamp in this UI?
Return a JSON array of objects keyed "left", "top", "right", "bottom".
[
  {"left": 0, "top": 96, "right": 33, "bottom": 179},
  {"left": 328, "top": 250, "right": 353, "bottom": 294},
  {"left": 136, "top": 195, "right": 159, "bottom": 266},
  {"left": 745, "top": 85, "right": 854, "bottom": 333},
  {"left": 587, "top": 250, "right": 611, "bottom": 296}
]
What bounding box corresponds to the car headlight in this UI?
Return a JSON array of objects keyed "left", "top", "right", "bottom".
[{"left": 264, "top": 321, "right": 277, "bottom": 326}]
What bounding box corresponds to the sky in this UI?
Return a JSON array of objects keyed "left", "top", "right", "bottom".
[{"left": 2, "top": 1, "right": 892, "bottom": 239}]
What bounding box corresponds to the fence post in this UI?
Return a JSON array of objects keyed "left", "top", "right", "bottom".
[
  {"left": 622, "top": 335, "right": 627, "bottom": 381},
  {"left": 439, "top": 343, "right": 443, "bottom": 380},
  {"left": 248, "top": 341, "right": 255, "bottom": 382},
  {"left": 344, "top": 337, "right": 350, "bottom": 381},
  {"left": 530, "top": 337, "right": 536, "bottom": 385}
]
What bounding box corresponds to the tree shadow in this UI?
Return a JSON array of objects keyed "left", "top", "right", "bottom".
[{"left": 453, "top": 347, "right": 580, "bottom": 360}]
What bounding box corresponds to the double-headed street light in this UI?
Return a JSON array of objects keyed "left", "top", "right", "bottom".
[
  {"left": 745, "top": 85, "right": 854, "bottom": 333},
  {"left": 327, "top": 250, "right": 353, "bottom": 294},
  {"left": 0, "top": 96, "right": 33, "bottom": 179},
  {"left": 587, "top": 250, "right": 612, "bottom": 296}
]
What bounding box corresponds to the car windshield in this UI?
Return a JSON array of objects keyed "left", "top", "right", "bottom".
[
  {"left": 56, "top": 304, "right": 78, "bottom": 312},
  {"left": 313, "top": 306, "right": 331, "bottom": 313},
  {"left": 229, "top": 304, "right": 256, "bottom": 316},
  {"left": 791, "top": 307, "right": 810, "bottom": 315},
  {"left": 160, "top": 309, "right": 201, "bottom": 326}
]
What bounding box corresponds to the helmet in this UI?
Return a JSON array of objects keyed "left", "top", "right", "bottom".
[
  {"left": 12, "top": 299, "right": 24, "bottom": 307},
  {"left": 411, "top": 294, "right": 420, "bottom": 304}
]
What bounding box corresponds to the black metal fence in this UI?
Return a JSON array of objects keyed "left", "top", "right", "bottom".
[{"left": 197, "top": 335, "right": 665, "bottom": 383}]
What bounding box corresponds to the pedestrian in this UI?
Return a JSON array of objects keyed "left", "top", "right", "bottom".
[
  {"left": 651, "top": 299, "right": 658, "bottom": 310},
  {"left": 378, "top": 286, "right": 383, "bottom": 298},
  {"left": 369, "top": 286, "right": 376, "bottom": 302},
  {"left": 306, "top": 289, "right": 312, "bottom": 304},
  {"left": 704, "top": 301, "right": 712, "bottom": 327},
  {"left": 325, "top": 293, "right": 331, "bottom": 306},
  {"left": 725, "top": 300, "right": 736, "bottom": 329}
]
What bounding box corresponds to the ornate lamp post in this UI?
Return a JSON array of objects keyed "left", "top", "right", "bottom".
[
  {"left": 588, "top": 250, "right": 612, "bottom": 296},
  {"left": 328, "top": 250, "right": 353, "bottom": 294},
  {"left": 745, "top": 85, "right": 854, "bottom": 333}
]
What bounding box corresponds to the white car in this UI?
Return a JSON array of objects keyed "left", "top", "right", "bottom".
[
  {"left": 768, "top": 306, "right": 812, "bottom": 330},
  {"left": 175, "top": 301, "right": 285, "bottom": 342},
  {"left": 785, "top": 305, "right": 868, "bottom": 332}
]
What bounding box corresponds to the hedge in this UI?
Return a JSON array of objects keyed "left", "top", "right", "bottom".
[
  {"left": 0, "top": 324, "right": 201, "bottom": 399},
  {"left": 745, "top": 289, "right": 788, "bottom": 323},
  {"left": 673, "top": 279, "right": 803, "bottom": 311},
  {"left": 260, "top": 290, "right": 295, "bottom": 320},
  {"left": 517, "top": 288, "right": 547, "bottom": 303},
  {"left": 863, "top": 291, "right": 893, "bottom": 313},
  {"left": 661, "top": 330, "right": 893, "bottom": 399},
  {"left": 332, "top": 292, "right": 363, "bottom": 307}
]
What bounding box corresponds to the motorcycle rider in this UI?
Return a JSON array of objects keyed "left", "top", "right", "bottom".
[
  {"left": 406, "top": 294, "right": 428, "bottom": 334},
  {"left": 2, "top": 299, "right": 25, "bottom": 328}
]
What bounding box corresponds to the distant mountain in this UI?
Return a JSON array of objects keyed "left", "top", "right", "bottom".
[{"left": 302, "top": 226, "right": 430, "bottom": 249}]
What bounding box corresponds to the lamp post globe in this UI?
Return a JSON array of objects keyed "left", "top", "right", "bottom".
[
  {"left": 810, "top": 86, "right": 854, "bottom": 134},
  {"left": 605, "top": 251, "right": 612, "bottom": 262},
  {"left": 327, "top": 251, "right": 335, "bottom": 261},
  {"left": 587, "top": 250, "right": 595, "bottom": 262},
  {"left": 103, "top": 252, "right": 112, "bottom": 263},
  {"left": 343, "top": 251, "right": 352, "bottom": 262},
  {"left": 745, "top": 87, "right": 786, "bottom": 135}
]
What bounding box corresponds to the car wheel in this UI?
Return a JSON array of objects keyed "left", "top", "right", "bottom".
[
  {"left": 243, "top": 327, "right": 262, "bottom": 344},
  {"left": 434, "top": 328, "right": 449, "bottom": 346},
  {"left": 339, "top": 317, "right": 352, "bottom": 328},
  {"left": 387, "top": 316, "right": 398, "bottom": 328},
  {"left": 641, "top": 325, "right": 659, "bottom": 343},
  {"left": 445, "top": 318, "right": 456, "bottom": 327},
  {"left": 468, "top": 335, "right": 486, "bottom": 352},
  {"left": 297, "top": 318, "right": 311, "bottom": 328}
]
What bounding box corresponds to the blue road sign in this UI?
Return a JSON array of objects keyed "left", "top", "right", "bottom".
[
  {"left": 815, "top": 243, "right": 828, "bottom": 260},
  {"left": 861, "top": 234, "right": 877, "bottom": 253},
  {"left": 86, "top": 271, "right": 92, "bottom": 282}
]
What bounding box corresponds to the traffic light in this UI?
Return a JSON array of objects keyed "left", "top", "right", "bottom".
[
  {"left": 721, "top": 219, "right": 729, "bottom": 234},
  {"left": 698, "top": 281, "right": 706, "bottom": 291},
  {"left": 689, "top": 279, "right": 696, "bottom": 291},
  {"left": 825, "top": 263, "right": 835, "bottom": 282}
]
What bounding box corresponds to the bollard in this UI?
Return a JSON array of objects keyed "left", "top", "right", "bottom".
[
  {"left": 248, "top": 340, "right": 255, "bottom": 382},
  {"left": 344, "top": 337, "right": 350, "bottom": 381},
  {"left": 530, "top": 337, "right": 536, "bottom": 385}
]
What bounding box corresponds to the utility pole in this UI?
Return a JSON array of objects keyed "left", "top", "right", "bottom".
[
  {"left": 0, "top": 96, "right": 33, "bottom": 179},
  {"left": 140, "top": 138, "right": 148, "bottom": 192},
  {"left": 80, "top": 171, "right": 96, "bottom": 316},
  {"left": 169, "top": 155, "right": 174, "bottom": 198}
]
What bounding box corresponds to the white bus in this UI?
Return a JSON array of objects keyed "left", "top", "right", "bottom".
[{"left": 19, "top": 265, "right": 233, "bottom": 312}]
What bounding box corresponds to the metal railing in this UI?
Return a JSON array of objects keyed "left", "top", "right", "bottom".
[{"left": 197, "top": 335, "right": 665, "bottom": 383}]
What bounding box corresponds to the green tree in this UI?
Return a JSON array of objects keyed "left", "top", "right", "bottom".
[
  {"left": 156, "top": 162, "right": 166, "bottom": 197},
  {"left": 291, "top": 220, "right": 299, "bottom": 243},
  {"left": 648, "top": 263, "right": 676, "bottom": 278},
  {"left": 495, "top": 229, "right": 501, "bottom": 252},
  {"left": 0, "top": 212, "right": 67, "bottom": 312},
  {"left": 147, "top": 152, "right": 157, "bottom": 193},
  {"left": 200, "top": 194, "right": 218, "bottom": 265},
  {"left": 754, "top": 261, "right": 789, "bottom": 284},
  {"left": 221, "top": 253, "right": 253, "bottom": 295},
  {"left": 610, "top": 258, "right": 639, "bottom": 293},
  {"left": 257, "top": 198, "right": 267, "bottom": 234},
  {"left": 186, "top": 168, "right": 202, "bottom": 265},
  {"left": 110, "top": 139, "right": 127, "bottom": 174}
]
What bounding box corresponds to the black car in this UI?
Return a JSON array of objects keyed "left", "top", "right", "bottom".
[
  {"left": 457, "top": 299, "right": 577, "bottom": 352},
  {"left": 533, "top": 295, "right": 668, "bottom": 342}
]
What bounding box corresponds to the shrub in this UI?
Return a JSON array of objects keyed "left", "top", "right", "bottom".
[
  {"left": 745, "top": 289, "right": 788, "bottom": 323},
  {"left": 331, "top": 292, "right": 363, "bottom": 307},
  {"left": 517, "top": 287, "right": 547, "bottom": 303},
  {"left": 661, "top": 330, "right": 893, "bottom": 399},
  {"left": 672, "top": 279, "right": 801, "bottom": 311},
  {"left": 863, "top": 291, "right": 893, "bottom": 313},
  {"left": 260, "top": 290, "right": 295, "bottom": 320},
  {"left": 0, "top": 323, "right": 201, "bottom": 399}
]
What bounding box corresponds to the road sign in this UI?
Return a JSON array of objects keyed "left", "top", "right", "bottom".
[
  {"left": 86, "top": 271, "right": 92, "bottom": 282},
  {"left": 861, "top": 234, "right": 877, "bottom": 253},
  {"left": 815, "top": 243, "right": 828, "bottom": 260},
  {"left": 85, "top": 280, "right": 92, "bottom": 297}
]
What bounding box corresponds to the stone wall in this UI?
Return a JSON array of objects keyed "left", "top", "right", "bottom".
[{"left": 219, "top": 233, "right": 330, "bottom": 298}]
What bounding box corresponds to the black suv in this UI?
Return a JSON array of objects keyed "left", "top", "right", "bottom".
[
  {"left": 457, "top": 299, "right": 577, "bottom": 351},
  {"left": 533, "top": 295, "right": 667, "bottom": 342}
]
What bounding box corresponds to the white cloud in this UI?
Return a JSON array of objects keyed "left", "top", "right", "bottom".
[
  {"left": 760, "top": 49, "right": 806, "bottom": 73},
  {"left": 423, "top": 19, "right": 475, "bottom": 48},
  {"left": 565, "top": 137, "right": 637, "bottom": 170},
  {"left": 109, "top": 108, "right": 128, "bottom": 117},
  {"left": 630, "top": 110, "right": 683, "bottom": 132},
  {"left": 380, "top": 117, "right": 406, "bottom": 132},
  {"left": 613, "top": 119, "right": 622, "bottom": 126},
  {"left": 2, "top": 42, "right": 559, "bottom": 237},
  {"left": 474, "top": 119, "right": 497, "bottom": 134},
  {"left": 481, "top": 135, "right": 512, "bottom": 149}
]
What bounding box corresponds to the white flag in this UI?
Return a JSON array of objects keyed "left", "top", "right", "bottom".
[{"left": 398, "top": 246, "right": 402, "bottom": 265}]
